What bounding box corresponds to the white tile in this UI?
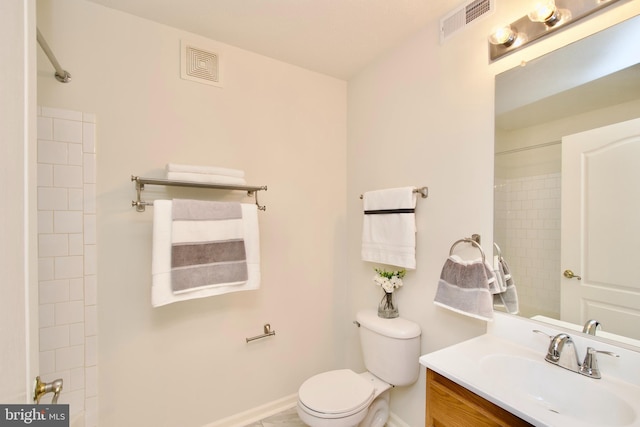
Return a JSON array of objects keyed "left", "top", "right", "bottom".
[
  {"left": 38, "top": 116, "right": 53, "bottom": 140},
  {"left": 83, "top": 153, "right": 96, "bottom": 184},
  {"left": 83, "top": 122, "right": 96, "bottom": 154},
  {"left": 84, "top": 305, "right": 97, "bottom": 336},
  {"left": 38, "top": 163, "right": 54, "bottom": 187},
  {"left": 41, "top": 106, "right": 82, "bottom": 121},
  {"left": 56, "top": 301, "right": 84, "bottom": 325},
  {"left": 39, "top": 304, "right": 55, "bottom": 328},
  {"left": 69, "top": 367, "right": 85, "bottom": 391},
  {"left": 39, "top": 350, "right": 56, "bottom": 375},
  {"left": 39, "top": 234, "right": 68, "bottom": 257},
  {"left": 69, "top": 188, "right": 84, "bottom": 211},
  {"left": 38, "top": 140, "right": 67, "bottom": 164},
  {"left": 85, "top": 335, "right": 97, "bottom": 366},
  {"left": 69, "top": 277, "right": 84, "bottom": 301},
  {"left": 56, "top": 344, "right": 84, "bottom": 371},
  {"left": 85, "top": 366, "right": 98, "bottom": 397},
  {"left": 40, "top": 279, "right": 70, "bottom": 304},
  {"left": 84, "top": 245, "right": 96, "bottom": 275},
  {"left": 40, "top": 325, "right": 69, "bottom": 351},
  {"left": 39, "top": 258, "right": 54, "bottom": 281},
  {"left": 38, "top": 211, "right": 54, "bottom": 234},
  {"left": 84, "top": 215, "right": 96, "bottom": 245},
  {"left": 54, "top": 164, "right": 83, "bottom": 188},
  {"left": 69, "top": 234, "right": 84, "bottom": 256},
  {"left": 85, "top": 396, "right": 98, "bottom": 427},
  {"left": 54, "top": 211, "right": 83, "bottom": 233},
  {"left": 38, "top": 187, "right": 68, "bottom": 211},
  {"left": 53, "top": 118, "right": 83, "bottom": 143},
  {"left": 69, "top": 323, "right": 85, "bottom": 346},
  {"left": 84, "top": 276, "right": 97, "bottom": 306},
  {"left": 68, "top": 142, "right": 83, "bottom": 165},
  {"left": 54, "top": 256, "right": 84, "bottom": 279},
  {"left": 58, "top": 388, "right": 84, "bottom": 411},
  {"left": 84, "top": 184, "right": 96, "bottom": 214}
]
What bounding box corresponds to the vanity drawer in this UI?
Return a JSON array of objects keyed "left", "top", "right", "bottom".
[{"left": 426, "top": 369, "right": 533, "bottom": 427}]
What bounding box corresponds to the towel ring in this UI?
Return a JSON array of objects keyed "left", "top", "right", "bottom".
[
  {"left": 493, "top": 242, "right": 503, "bottom": 260},
  {"left": 449, "top": 238, "right": 486, "bottom": 263}
]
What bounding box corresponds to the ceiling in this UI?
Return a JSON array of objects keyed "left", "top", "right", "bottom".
[{"left": 85, "top": 0, "right": 458, "bottom": 80}]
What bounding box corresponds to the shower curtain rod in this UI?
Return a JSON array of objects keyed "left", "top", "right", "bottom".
[{"left": 36, "top": 28, "right": 71, "bottom": 83}]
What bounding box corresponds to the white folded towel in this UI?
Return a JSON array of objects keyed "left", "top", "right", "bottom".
[
  {"left": 166, "top": 163, "right": 245, "bottom": 178},
  {"left": 166, "top": 172, "right": 247, "bottom": 185},
  {"left": 151, "top": 200, "right": 260, "bottom": 307},
  {"left": 361, "top": 187, "right": 417, "bottom": 269}
]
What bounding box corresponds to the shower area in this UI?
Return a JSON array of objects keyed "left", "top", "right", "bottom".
[{"left": 37, "top": 28, "right": 98, "bottom": 427}]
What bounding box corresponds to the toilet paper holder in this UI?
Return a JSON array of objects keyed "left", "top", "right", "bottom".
[{"left": 246, "top": 323, "right": 276, "bottom": 343}]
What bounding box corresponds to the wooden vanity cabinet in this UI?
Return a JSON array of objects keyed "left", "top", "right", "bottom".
[{"left": 426, "top": 369, "right": 533, "bottom": 427}]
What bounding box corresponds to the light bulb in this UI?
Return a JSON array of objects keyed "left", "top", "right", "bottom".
[
  {"left": 528, "top": 0, "right": 560, "bottom": 25},
  {"left": 488, "top": 25, "right": 517, "bottom": 47}
]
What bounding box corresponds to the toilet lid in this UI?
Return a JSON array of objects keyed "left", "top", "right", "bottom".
[{"left": 298, "top": 369, "right": 375, "bottom": 416}]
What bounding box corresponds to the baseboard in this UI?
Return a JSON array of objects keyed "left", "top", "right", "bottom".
[
  {"left": 386, "top": 412, "right": 411, "bottom": 427},
  {"left": 203, "top": 394, "right": 298, "bottom": 427}
]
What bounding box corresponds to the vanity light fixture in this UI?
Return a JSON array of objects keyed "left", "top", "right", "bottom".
[{"left": 489, "top": 0, "right": 621, "bottom": 61}]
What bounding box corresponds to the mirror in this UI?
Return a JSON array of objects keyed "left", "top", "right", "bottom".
[{"left": 494, "top": 15, "right": 640, "bottom": 347}]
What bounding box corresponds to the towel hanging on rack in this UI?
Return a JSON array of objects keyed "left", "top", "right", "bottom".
[
  {"left": 361, "top": 187, "right": 417, "bottom": 269},
  {"left": 433, "top": 238, "right": 497, "bottom": 321},
  {"left": 492, "top": 242, "right": 519, "bottom": 314}
]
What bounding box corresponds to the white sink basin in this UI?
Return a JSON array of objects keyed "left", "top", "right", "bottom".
[
  {"left": 420, "top": 331, "right": 640, "bottom": 427},
  {"left": 480, "top": 354, "right": 637, "bottom": 426}
]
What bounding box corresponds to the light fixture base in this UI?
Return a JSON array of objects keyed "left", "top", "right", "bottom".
[{"left": 489, "top": 0, "right": 621, "bottom": 61}]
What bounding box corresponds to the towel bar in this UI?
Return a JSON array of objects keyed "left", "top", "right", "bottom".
[
  {"left": 131, "top": 175, "right": 268, "bottom": 212},
  {"left": 359, "top": 186, "right": 428, "bottom": 200},
  {"left": 245, "top": 324, "right": 276, "bottom": 343}
]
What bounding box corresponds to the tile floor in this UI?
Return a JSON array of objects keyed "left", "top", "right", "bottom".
[{"left": 243, "top": 407, "right": 306, "bottom": 427}]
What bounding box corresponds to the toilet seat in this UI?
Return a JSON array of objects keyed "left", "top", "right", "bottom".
[{"left": 298, "top": 369, "right": 375, "bottom": 418}]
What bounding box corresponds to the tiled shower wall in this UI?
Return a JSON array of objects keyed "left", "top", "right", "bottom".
[
  {"left": 37, "top": 106, "right": 97, "bottom": 427},
  {"left": 494, "top": 172, "right": 561, "bottom": 318}
]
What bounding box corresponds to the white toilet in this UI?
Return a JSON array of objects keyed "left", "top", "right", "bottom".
[{"left": 297, "top": 309, "right": 421, "bottom": 427}]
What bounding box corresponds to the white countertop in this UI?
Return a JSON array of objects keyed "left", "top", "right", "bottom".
[{"left": 420, "top": 313, "right": 640, "bottom": 427}]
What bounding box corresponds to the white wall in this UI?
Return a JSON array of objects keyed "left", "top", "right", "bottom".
[
  {"left": 37, "top": 1, "right": 347, "bottom": 425},
  {"left": 346, "top": 2, "right": 640, "bottom": 426}
]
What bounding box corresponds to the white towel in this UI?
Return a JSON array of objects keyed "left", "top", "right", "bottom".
[
  {"left": 361, "top": 187, "right": 417, "bottom": 269},
  {"left": 166, "top": 172, "right": 247, "bottom": 185},
  {"left": 166, "top": 163, "right": 245, "bottom": 178},
  {"left": 152, "top": 200, "right": 260, "bottom": 307}
]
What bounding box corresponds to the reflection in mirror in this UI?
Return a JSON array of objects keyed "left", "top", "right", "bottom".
[{"left": 494, "top": 15, "right": 640, "bottom": 348}]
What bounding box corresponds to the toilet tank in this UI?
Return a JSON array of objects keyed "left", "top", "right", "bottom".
[{"left": 356, "top": 309, "right": 421, "bottom": 386}]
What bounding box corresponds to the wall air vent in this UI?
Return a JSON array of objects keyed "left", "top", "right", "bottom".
[
  {"left": 440, "top": 0, "right": 494, "bottom": 43},
  {"left": 180, "top": 40, "right": 222, "bottom": 87}
]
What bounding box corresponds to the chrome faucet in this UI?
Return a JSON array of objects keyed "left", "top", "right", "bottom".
[
  {"left": 33, "top": 376, "right": 63, "bottom": 404},
  {"left": 582, "top": 319, "right": 601, "bottom": 335},
  {"left": 533, "top": 330, "right": 619, "bottom": 379}
]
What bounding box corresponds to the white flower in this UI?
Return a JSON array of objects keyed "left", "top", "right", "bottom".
[{"left": 373, "top": 268, "right": 406, "bottom": 293}]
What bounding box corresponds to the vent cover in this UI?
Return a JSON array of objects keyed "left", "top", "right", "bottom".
[
  {"left": 181, "top": 41, "right": 222, "bottom": 87},
  {"left": 440, "top": 0, "right": 494, "bottom": 43}
]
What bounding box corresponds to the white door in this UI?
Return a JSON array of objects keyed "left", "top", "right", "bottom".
[
  {"left": 561, "top": 117, "right": 640, "bottom": 339},
  {"left": 0, "top": 0, "right": 39, "bottom": 404}
]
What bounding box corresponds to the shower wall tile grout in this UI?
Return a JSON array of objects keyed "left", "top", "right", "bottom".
[{"left": 37, "top": 106, "right": 98, "bottom": 427}]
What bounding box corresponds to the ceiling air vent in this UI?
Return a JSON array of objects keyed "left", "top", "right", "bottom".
[
  {"left": 180, "top": 40, "right": 222, "bottom": 87},
  {"left": 440, "top": 0, "right": 494, "bottom": 43}
]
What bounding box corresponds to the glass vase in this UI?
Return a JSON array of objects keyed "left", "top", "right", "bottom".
[{"left": 378, "top": 291, "right": 399, "bottom": 319}]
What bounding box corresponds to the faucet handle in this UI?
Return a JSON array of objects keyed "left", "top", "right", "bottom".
[{"left": 580, "top": 347, "right": 620, "bottom": 379}]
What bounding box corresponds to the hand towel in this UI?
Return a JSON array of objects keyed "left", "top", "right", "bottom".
[
  {"left": 152, "top": 200, "right": 260, "bottom": 307},
  {"left": 492, "top": 256, "right": 519, "bottom": 314},
  {"left": 166, "top": 163, "right": 245, "bottom": 178},
  {"left": 166, "top": 172, "right": 247, "bottom": 185},
  {"left": 361, "top": 187, "right": 417, "bottom": 269},
  {"left": 433, "top": 255, "right": 495, "bottom": 321}
]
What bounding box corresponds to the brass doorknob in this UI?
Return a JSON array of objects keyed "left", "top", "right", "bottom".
[{"left": 563, "top": 269, "right": 582, "bottom": 280}]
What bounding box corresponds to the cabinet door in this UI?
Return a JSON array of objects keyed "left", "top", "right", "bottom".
[{"left": 426, "top": 370, "right": 532, "bottom": 427}]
